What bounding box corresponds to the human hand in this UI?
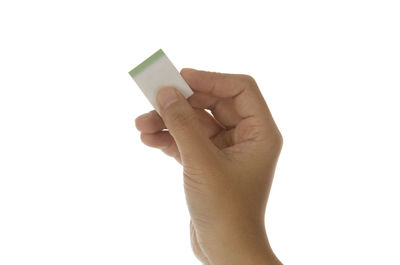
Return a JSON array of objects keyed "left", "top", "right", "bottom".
[{"left": 135, "top": 69, "right": 283, "bottom": 265}]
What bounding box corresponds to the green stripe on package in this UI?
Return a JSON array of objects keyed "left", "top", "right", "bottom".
[{"left": 128, "top": 49, "right": 193, "bottom": 113}]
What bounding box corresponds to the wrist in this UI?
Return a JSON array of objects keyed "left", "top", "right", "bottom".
[{"left": 202, "top": 224, "right": 281, "bottom": 265}]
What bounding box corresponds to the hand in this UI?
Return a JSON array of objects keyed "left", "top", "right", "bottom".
[{"left": 135, "top": 69, "right": 283, "bottom": 265}]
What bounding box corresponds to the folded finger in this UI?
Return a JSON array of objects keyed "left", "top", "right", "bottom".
[
  {"left": 135, "top": 110, "right": 165, "bottom": 133},
  {"left": 136, "top": 108, "right": 223, "bottom": 138}
]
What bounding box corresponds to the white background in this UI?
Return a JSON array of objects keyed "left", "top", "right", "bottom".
[{"left": 0, "top": 0, "right": 399, "bottom": 264}]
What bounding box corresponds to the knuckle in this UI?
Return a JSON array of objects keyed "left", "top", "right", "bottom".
[
  {"left": 239, "top": 74, "right": 257, "bottom": 87},
  {"left": 274, "top": 130, "right": 284, "bottom": 149},
  {"left": 268, "top": 128, "right": 284, "bottom": 151},
  {"left": 209, "top": 71, "right": 224, "bottom": 93},
  {"left": 240, "top": 124, "right": 261, "bottom": 141}
]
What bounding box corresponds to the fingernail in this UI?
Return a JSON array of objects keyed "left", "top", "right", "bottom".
[{"left": 157, "top": 87, "right": 179, "bottom": 109}]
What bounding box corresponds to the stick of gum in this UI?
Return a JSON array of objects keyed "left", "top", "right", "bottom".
[{"left": 128, "top": 49, "right": 193, "bottom": 113}]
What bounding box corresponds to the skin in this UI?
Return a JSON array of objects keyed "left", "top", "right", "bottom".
[{"left": 135, "top": 68, "right": 283, "bottom": 265}]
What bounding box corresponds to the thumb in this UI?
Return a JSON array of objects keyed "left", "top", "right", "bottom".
[{"left": 156, "top": 86, "right": 216, "bottom": 163}]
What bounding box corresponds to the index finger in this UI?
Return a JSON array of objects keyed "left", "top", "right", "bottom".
[{"left": 180, "top": 68, "right": 269, "bottom": 119}]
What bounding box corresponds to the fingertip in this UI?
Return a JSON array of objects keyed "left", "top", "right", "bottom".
[
  {"left": 135, "top": 111, "right": 152, "bottom": 130},
  {"left": 140, "top": 133, "right": 157, "bottom": 147},
  {"left": 140, "top": 132, "right": 149, "bottom": 144},
  {"left": 140, "top": 131, "right": 173, "bottom": 148},
  {"left": 135, "top": 115, "right": 146, "bottom": 131},
  {"left": 180, "top": 68, "right": 200, "bottom": 81},
  {"left": 180, "top": 68, "right": 197, "bottom": 75}
]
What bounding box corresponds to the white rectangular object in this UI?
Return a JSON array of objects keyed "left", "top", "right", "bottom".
[{"left": 128, "top": 49, "right": 193, "bottom": 113}]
